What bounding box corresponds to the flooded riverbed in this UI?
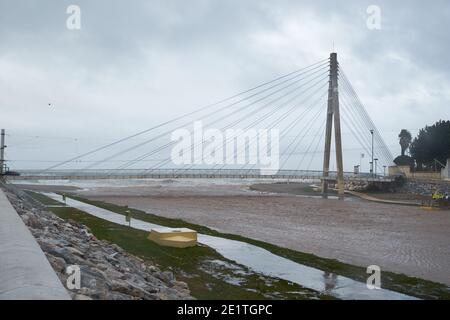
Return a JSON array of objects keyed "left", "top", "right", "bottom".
[
  {"left": 41, "top": 192, "right": 417, "bottom": 300},
  {"left": 69, "top": 179, "right": 449, "bottom": 286},
  {"left": 14, "top": 178, "right": 450, "bottom": 286}
]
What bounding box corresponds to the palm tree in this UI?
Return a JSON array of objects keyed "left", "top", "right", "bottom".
[{"left": 398, "top": 129, "right": 412, "bottom": 156}]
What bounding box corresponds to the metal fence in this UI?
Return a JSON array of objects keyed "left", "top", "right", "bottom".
[{"left": 7, "top": 168, "right": 390, "bottom": 181}]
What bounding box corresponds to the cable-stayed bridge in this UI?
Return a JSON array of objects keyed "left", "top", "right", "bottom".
[{"left": 4, "top": 53, "right": 395, "bottom": 197}]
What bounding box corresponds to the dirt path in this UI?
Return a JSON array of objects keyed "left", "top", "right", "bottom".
[{"left": 65, "top": 179, "right": 450, "bottom": 285}]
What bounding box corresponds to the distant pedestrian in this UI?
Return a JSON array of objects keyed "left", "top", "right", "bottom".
[{"left": 62, "top": 193, "right": 66, "bottom": 203}]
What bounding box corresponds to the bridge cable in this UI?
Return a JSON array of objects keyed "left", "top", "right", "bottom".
[
  {"left": 184, "top": 77, "right": 330, "bottom": 172},
  {"left": 233, "top": 90, "right": 328, "bottom": 173},
  {"left": 296, "top": 116, "right": 327, "bottom": 171},
  {"left": 143, "top": 76, "right": 330, "bottom": 174},
  {"left": 339, "top": 68, "right": 394, "bottom": 163},
  {"left": 40, "top": 58, "right": 329, "bottom": 172},
  {"left": 83, "top": 65, "right": 330, "bottom": 172},
  {"left": 279, "top": 96, "right": 328, "bottom": 170},
  {"left": 227, "top": 86, "right": 328, "bottom": 173},
  {"left": 116, "top": 71, "right": 330, "bottom": 173},
  {"left": 306, "top": 120, "right": 326, "bottom": 171},
  {"left": 340, "top": 82, "right": 393, "bottom": 168}
]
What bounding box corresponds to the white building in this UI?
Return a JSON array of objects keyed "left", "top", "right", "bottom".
[{"left": 442, "top": 158, "right": 450, "bottom": 180}]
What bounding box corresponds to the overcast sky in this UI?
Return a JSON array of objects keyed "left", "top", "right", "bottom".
[{"left": 1, "top": 0, "right": 449, "bottom": 171}]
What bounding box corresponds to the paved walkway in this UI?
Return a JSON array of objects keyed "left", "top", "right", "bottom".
[{"left": 0, "top": 189, "right": 70, "bottom": 300}]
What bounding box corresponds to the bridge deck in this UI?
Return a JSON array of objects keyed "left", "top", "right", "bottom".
[{"left": 4, "top": 169, "right": 395, "bottom": 183}]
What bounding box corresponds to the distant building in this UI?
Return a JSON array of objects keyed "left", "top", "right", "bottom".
[{"left": 442, "top": 158, "right": 450, "bottom": 180}]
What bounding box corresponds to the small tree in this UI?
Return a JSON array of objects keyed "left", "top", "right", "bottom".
[
  {"left": 398, "top": 129, "right": 412, "bottom": 156},
  {"left": 410, "top": 120, "right": 450, "bottom": 170}
]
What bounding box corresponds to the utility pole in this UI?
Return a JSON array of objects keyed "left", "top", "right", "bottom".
[
  {"left": 322, "top": 53, "right": 344, "bottom": 199},
  {"left": 370, "top": 129, "right": 374, "bottom": 177},
  {"left": 0, "top": 129, "right": 5, "bottom": 175}
]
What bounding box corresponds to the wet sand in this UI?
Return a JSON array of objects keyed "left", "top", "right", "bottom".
[{"left": 20, "top": 179, "right": 450, "bottom": 285}]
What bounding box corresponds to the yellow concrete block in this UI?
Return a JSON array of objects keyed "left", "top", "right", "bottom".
[
  {"left": 147, "top": 227, "right": 197, "bottom": 248},
  {"left": 420, "top": 206, "right": 440, "bottom": 211}
]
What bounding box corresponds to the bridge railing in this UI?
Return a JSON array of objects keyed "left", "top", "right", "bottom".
[{"left": 7, "top": 168, "right": 391, "bottom": 181}]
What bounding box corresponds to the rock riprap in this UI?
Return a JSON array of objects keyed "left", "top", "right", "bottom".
[{"left": 4, "top": 188, "right": 193, "bottom": 300}]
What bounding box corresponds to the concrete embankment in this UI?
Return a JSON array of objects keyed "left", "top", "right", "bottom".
[
  {"left": 0, "top": 186, "right": 70, "bottom": 300},
  {"left": 2, "top": 183, "right": 193, "bottom": 300}
]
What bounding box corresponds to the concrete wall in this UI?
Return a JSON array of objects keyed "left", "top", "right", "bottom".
[
  {"left": 389, "top": 165, "right": 442, "bottom": 180},
  {"left": 389, "top": 165, "right": 410, "bottom": 176},
  {"left": 0, "top": 189, "right": 70, "bottom": 300},
  {"left": 412, "top": 171, "right": 442, "bottom": 180}
]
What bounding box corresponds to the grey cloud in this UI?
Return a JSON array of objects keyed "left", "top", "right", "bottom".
[{"left": 0, "top": 0, "right": 449, "bottom": 170}]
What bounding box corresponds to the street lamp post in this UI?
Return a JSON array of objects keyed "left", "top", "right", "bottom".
[
  {"left": 0, "top": 129, "right": 5, "bottom": 175},
  {"left": 370, "top": 129, "right": 374, "bottom": 177}
]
